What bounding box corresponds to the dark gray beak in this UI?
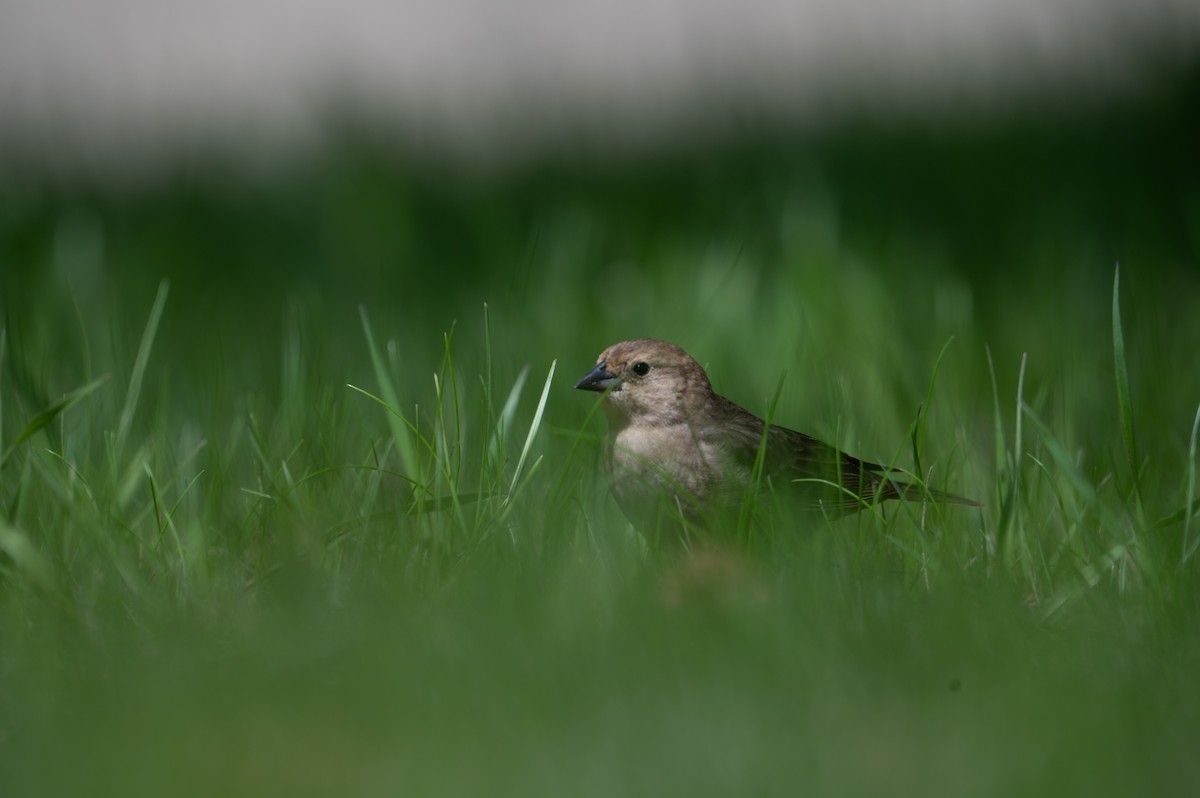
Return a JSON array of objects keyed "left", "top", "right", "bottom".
[{"left": 574, "top": 361, "right": 620, "bottom": 392}]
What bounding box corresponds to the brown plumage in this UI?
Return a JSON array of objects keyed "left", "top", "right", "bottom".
[{"left": 575, "top": 338, "right": 977, "bottom": 533}]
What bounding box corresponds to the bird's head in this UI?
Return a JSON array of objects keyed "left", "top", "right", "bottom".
[{"left": 574, "top": 338, "right": 713, "bottom": 425}]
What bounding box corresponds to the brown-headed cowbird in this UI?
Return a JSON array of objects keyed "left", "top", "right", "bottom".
[{"left": 575, "top": 338, "right": 977, "bottom": 534}]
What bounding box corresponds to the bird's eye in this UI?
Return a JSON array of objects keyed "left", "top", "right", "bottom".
[{"left": 631, "top": 362, "right": 650, "bottom": 377}]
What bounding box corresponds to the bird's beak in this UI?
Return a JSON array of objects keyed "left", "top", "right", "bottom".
[{"left": 574, "top": 361, "right": 620, "bottom": 392}]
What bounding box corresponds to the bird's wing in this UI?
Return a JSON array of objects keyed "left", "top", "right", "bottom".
[
  {"left": 692, "top": 398, "right": 883, "bottom": 510},
  {"left": 766, "top": 426, "right": 898, "bottom": 510},
  {"left": 696, "top": 397, "right": 976, "bottom": 511},
  {"left": 769, "top": 425, "right": 980, "bottom": 509}
]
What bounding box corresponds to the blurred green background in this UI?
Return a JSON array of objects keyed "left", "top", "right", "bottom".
[{"left": 2, "top": 65, "right": 1199, "bottom": 797}]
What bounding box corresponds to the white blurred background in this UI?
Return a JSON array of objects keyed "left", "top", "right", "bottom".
[{"left": 1, "top": 0, "right": 1198, "bottom": 173}]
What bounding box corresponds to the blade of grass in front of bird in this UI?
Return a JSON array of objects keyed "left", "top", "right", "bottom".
[
  {"left": 792, "top": 477, "right": 889, "bottom": 526},
  {"left": 739, "top": 371, "right": 785, "bottom": 547}
]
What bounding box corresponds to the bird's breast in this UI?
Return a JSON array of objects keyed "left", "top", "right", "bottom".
[{"left": 607, "top": 422, "right": 735, "bottom": 509}]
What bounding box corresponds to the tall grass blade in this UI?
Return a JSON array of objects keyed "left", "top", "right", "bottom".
[
  {"left": 483, "top": 303, "right": 494, "bottom": 418},
  {"left": 1014, "top": 352, "right": 1026, "bottom": 496},
  {"left": 488, "top": 365, "right": 529, "bottom": 470},
  {"left": 1002, "top": 353, "right": 1028, "bottom": 570},
  {"left": 0, "top": 329, "right": 6, "bottom": 450},
  {"left": 739, "top": 371, "right": 786, "bottom": 544},
  {"left": 984, "top": 345, "right": 1008, "bottom": 560},
  {"left": 114, "top": 279, "right": 169, "bottom": 464},
  {"left": 358, "top": 307, "right": 419, "bottom": 480},
  {"left": 1112, "top": 265, "right": 1142, "bottom": 508},
  {"left": 911, "top": 336, "right": 955, "bottom": 476},
  {"left": 145, "top": 463, "right": 186, "bottom": 568},
  {"left": 506, "top": 359, "right": 555, "bottom": 504},
  {"left": 1019, "top": 402, "right": 1103, "bottom": 511},
  {"left": 441, "top": 325, "right": 463, "bottom": 483},
  {"left": 984, "top": 346, "right": 1007, "bottom": 477}
]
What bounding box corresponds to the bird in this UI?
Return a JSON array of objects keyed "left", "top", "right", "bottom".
[{"left": 575, "top": 338, "right": 978, "bottom": 538}]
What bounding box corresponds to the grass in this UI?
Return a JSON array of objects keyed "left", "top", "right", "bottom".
[{"left": 2, "top": 113, "right": 1200, "bottom": 796}]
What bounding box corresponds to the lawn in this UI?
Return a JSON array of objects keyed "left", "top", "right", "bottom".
[{"left": 2, "top": 87, "right": 1199, "bottom": 796}]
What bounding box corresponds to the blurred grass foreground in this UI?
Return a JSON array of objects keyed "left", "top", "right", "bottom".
[{"left": 3, "top": 37, "right": 1200, "bottom": 798}]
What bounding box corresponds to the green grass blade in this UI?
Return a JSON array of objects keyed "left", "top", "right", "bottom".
[
  {"left": 1002, "top": 352, "right": 1028, "bottom": 570},
  {"left": 1149, "top": 499, "right": 1200, "bottom": 536},
  {"left": 1112, "top": 265, "right": 1142, "bottom": 508},
  {"left": 0, "top": 375, "right": 111, "bottom": 470},
  {"left": 114, "top": 279, "right": 169, "bottom": 464},
  {"left": 984, "top": 345, "right": 1009, "bottom": 560},
  {"left": 506, "top": 359, "right": 555, "bottom": 504},
  {"left": 1183, "top": 402, "right": 1200, "bottom": 562},
  {"left": 488, "top": 365, "right": 529, "bottom": 472},
  {"left": 911, "top": 336, "right": 955, "bottom": 477},
  {"left": 1019, "top": 402, "right": 1102, "bottom": 509},
  {"left": 1014, "top": 352, "right": 1026, "bottom": 496},
  {"left": 358, "top": 307, "right": 420, "bottom": 480},
  {"left": 739, "top": 371, "right": 786, "bottom": 545},
  {"left": 444, "top": 325, "right": 462, "bottom": 482},
  {"left": 0, "top": 329, "right": 6, "bottom": 450},
  {"left": 984, "top": 346, "right": 1007, "bottom": 480},
  {"left": 483, "top": 303, "right": 493, "bottom": 411}
]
